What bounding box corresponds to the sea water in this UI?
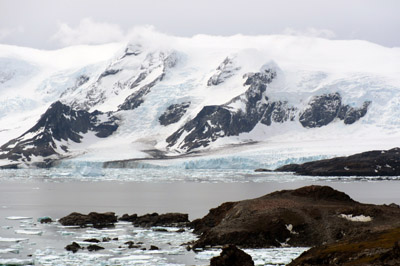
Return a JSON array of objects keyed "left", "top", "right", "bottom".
[{"left": 1, "top": 168, "right": 400, "bottom": 265}]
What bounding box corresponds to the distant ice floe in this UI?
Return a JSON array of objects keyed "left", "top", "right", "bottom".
[
  {"left": 339, "top": 214, "right": 372, "bottom": 222},
  {"left": 14, "top": 229, "right": 44, "bottom": 236},
  {"left": 0, "top": 237, "right": 29, "bottom": 243},
  {"left": 6, "top": 216, "right": 32, "bottom": 220}
]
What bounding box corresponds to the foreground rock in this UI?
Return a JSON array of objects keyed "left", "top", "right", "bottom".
[
  {"left": 288, "top": 227, "right": 400, "bottom": 266},
  {"left": 191, "top": 186, "right": 400, "bottom": 249},
  {"left": 210, "top": 245, "right": 254, "bottom": 266},
  {"left": 65, "top": 242, "right": 82, "bottom": 253},
  {"left": 276, "top": 147, "right": 400, "bottom": 176},
  {"left": 120, "top": 212, "right": 190, "bottom": 227},
  {"left": 59, "top": 212, "right": 117, "bottom": 228}
]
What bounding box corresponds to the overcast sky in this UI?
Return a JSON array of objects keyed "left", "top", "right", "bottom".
[{"left": 0, "top": 0, "right": 399, "bottom": 49}]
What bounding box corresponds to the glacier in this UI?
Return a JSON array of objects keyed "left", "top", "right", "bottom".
[{"left": 0, "top": 30, "right": 400, "bottom": 168}]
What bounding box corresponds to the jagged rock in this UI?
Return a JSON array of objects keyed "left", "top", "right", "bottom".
[
  {"left": 37, "top": 216, "right": 52, "bottom": 224},
  {"left": 210, "top": 245, "right": 254, "bottom": 266},
  {"left": 119, "top": 52, "right": 177, "bottom": 110},
  {"left": 338, "top": 101, "right": 371, "bottom": 125},
  {"left": 276, "top": 147, "right": 400, "bottom": 176},
  {"left": 124, "top": 241, "right": 140, "bottom": 249},
  {"left": 207, "top": 57, "right": 240, "bottom": 86},
  {"left": 84, "top": 238, "right": 100, "bottom": 243},
  {"left": 99, "top": 69, "right": 121, "bottom": 79},
  {"left": 0, "top": 101, "right": 119, "bottom": 167},
  {"left": 191, "top": 186, "right": 400, "bottom": 249},
  {"left": 65, "top": 242, "right": 82, "bottom": 253},
  {"left": 260, "top": 100, "right": 296, "bottom": 126},
  {"left": 119, "top": 75, "right": 164, "bottom": 110},
  {"left": 167, "top": 68, "right": 278, "bottom": 151},
  {"left": 288, "top": 228, "right": 400, "bottom": 266},
  {"left": 299, "top": 93, "right": 371, "bottom": 128},
  {"left": 299, "top": 93, "right": 342, "bottom": 128},
  {"left": 119, "top": 213, "right": 138, "bottom": 222},
  {"left": 87, "top": 244, "right": 105, "bottom": 252},
  {"left": 159, "top": 102, "right": 190, "bottom": 126},
  {"left": 59, "top": 212, "right": 117, "bottom": 228},
  {"left": 132, "top": 212, "right": 189, "bottom": 227}
]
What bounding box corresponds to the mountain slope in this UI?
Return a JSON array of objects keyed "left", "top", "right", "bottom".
[{"left": 0, "top": 31, "right": 400, "bottom": 168}]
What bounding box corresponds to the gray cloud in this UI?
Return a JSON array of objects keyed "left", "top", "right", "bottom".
[{"left": 0, "top": 0, "right": 399, "bottom": 49}]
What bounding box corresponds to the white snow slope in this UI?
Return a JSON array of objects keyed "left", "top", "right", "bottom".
[{"left": 1, "top": 29, "right": 400, "bottom": 169}]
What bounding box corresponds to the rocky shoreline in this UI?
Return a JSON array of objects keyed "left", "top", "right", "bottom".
[
  {"left": 55, "top": 185, "right": 400, "bottom": 265},
  {"left": 276, "top": 147, "right": 400, "bottom": 176}
]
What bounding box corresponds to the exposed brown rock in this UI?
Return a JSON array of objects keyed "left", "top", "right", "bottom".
[
  {"left": 59, "top": 212, "right": 117, "bottom": 228},
  {"left": 210, "top": 245, "right": 254, "bottom": 266},
  {"left": 65, "top": 242, "right": 82, "bottom": 253},
  {"left": 191, "top": 186, "right": 400, "bottom": 249},
  {"left": 288, "top": 227, "right": 400, "bottom": 266},
  {"left": 132, "top": 212, "right": 189, "bottom": 227}
]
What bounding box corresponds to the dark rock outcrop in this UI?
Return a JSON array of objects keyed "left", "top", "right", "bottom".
[
  {"left": 84, "top": 238, "right": 100, "bottom": 243},
  {"left": 210, "top": 245, "right": 254, "bottom": 266},
  {"left": 167, "top": 68, "right": 287, "bottom": 151},
  {"left": 118, "top": 75, "right": 164, "bottom": 110},
  {"left": 87, "top": 244, "right": 105, "bottom": 252},
  {"left": 65, "top": 242, "right": 82, "bottom": 253},
  {"left": 159, "top": 102, "right": 190, "bottom": 126},
  {"left": 99, "top": 69, "right": 121, "bottom": 79},
  {"left": 118, "top": 52, "right": 177, "bottom": 111},
  {"left": 130, "top": 212, "right": 190, "bottom": 227},
  {"left": 299, "top": 93, "right": 370, "bottom": 128},
  {"left": 276, "top": 147, "right": 400, "bottom": 176},
  {"left": 191, "top": 186, "right": 400, "bottom": 249},
  {"left": 288, "top": 227, "right": 400, "bottom": 266},
  {"left": 119, "top": 213, "right": 138, "bottom": 222},
  {"left": 0, "top": 101, "right": 119, "bottom": 167},
  {"left": 59, "top": 212, "right": 117, "bottom": 228},
  {"left": 207, "top": 57, "right": 240, "bottom": 86}
]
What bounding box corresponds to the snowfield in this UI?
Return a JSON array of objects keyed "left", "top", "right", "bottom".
[{"left": 0, "top": 29, "right": 400, "bottom": 169}]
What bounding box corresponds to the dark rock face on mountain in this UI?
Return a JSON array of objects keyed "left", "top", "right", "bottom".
[
  {"left": 260, "top": 100, "right": 296, "bottom": 126},
  {"left": 276, "top": 147, "right": 400, "bottom": 176},
  {"left": 159, "top": 102, "right": 190, "bottom": 126},
  {"left": 118, "top": 75, "right": 164, "bottom": 110},
  {"left": 207, "top": 57, "right": 240, "bottom": 86},
  {"left": 59, "top": 212, "right": 118, "bottom": 228},
  {"left": 120, "top": 212, "right": 190, "bottom": 227},
  {"left": 288, "top": 227, "right": 400, "bottom": 266},
  {"left": 210, "top": 245, "right": 254, "bottom": 266},
  {"left": 99, "top": 69, "right": 121, "bottom": 79},
  {"left": 338, "top": 101, "right": 371, "bottom": 125},
  {"left": 167, "top": 68, "right": 298, "bottom": 151},
  {"left": 0, "top": 101, "right": 118, "bottom": 167},
  {"left": 299, "top": 93, "right": 370, "bottom": 128},
  {"left": 118, "top": 52, "right": 177, "bottom": 111},
  {"left": 191, "top": 186, "right": 400, "bottom": 249}
]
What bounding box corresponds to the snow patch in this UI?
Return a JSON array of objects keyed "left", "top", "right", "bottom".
[{"left": 339, "top": 214, "right": 372, "bottom": 222}]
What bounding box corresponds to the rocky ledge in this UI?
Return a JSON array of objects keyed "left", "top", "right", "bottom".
[
  {"left": 119, "top": 212, "right": 190, "bottom": 227},
  {"left": 190, "top": 185, "right": 400, "bottom": 249},
  {"left": 59, "top": 212, "right": 118, "bottom": 228},
  {"left": 288, "top": 227, "right": 400, "bottom": 266},
  {"left": 210, "top": 244, "right": 254, "bottom": 266},
  {"left": 276, "top": 147, "right": 400, "bottom": 176}
]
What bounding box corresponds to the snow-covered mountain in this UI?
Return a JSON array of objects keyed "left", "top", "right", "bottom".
[{"left": 1, "top": 30, "right": 400, "bottom": 169}]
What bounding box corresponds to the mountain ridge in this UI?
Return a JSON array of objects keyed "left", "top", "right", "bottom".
[{"left": 0, "top": 32, "right": 399, "bottom": 168}]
